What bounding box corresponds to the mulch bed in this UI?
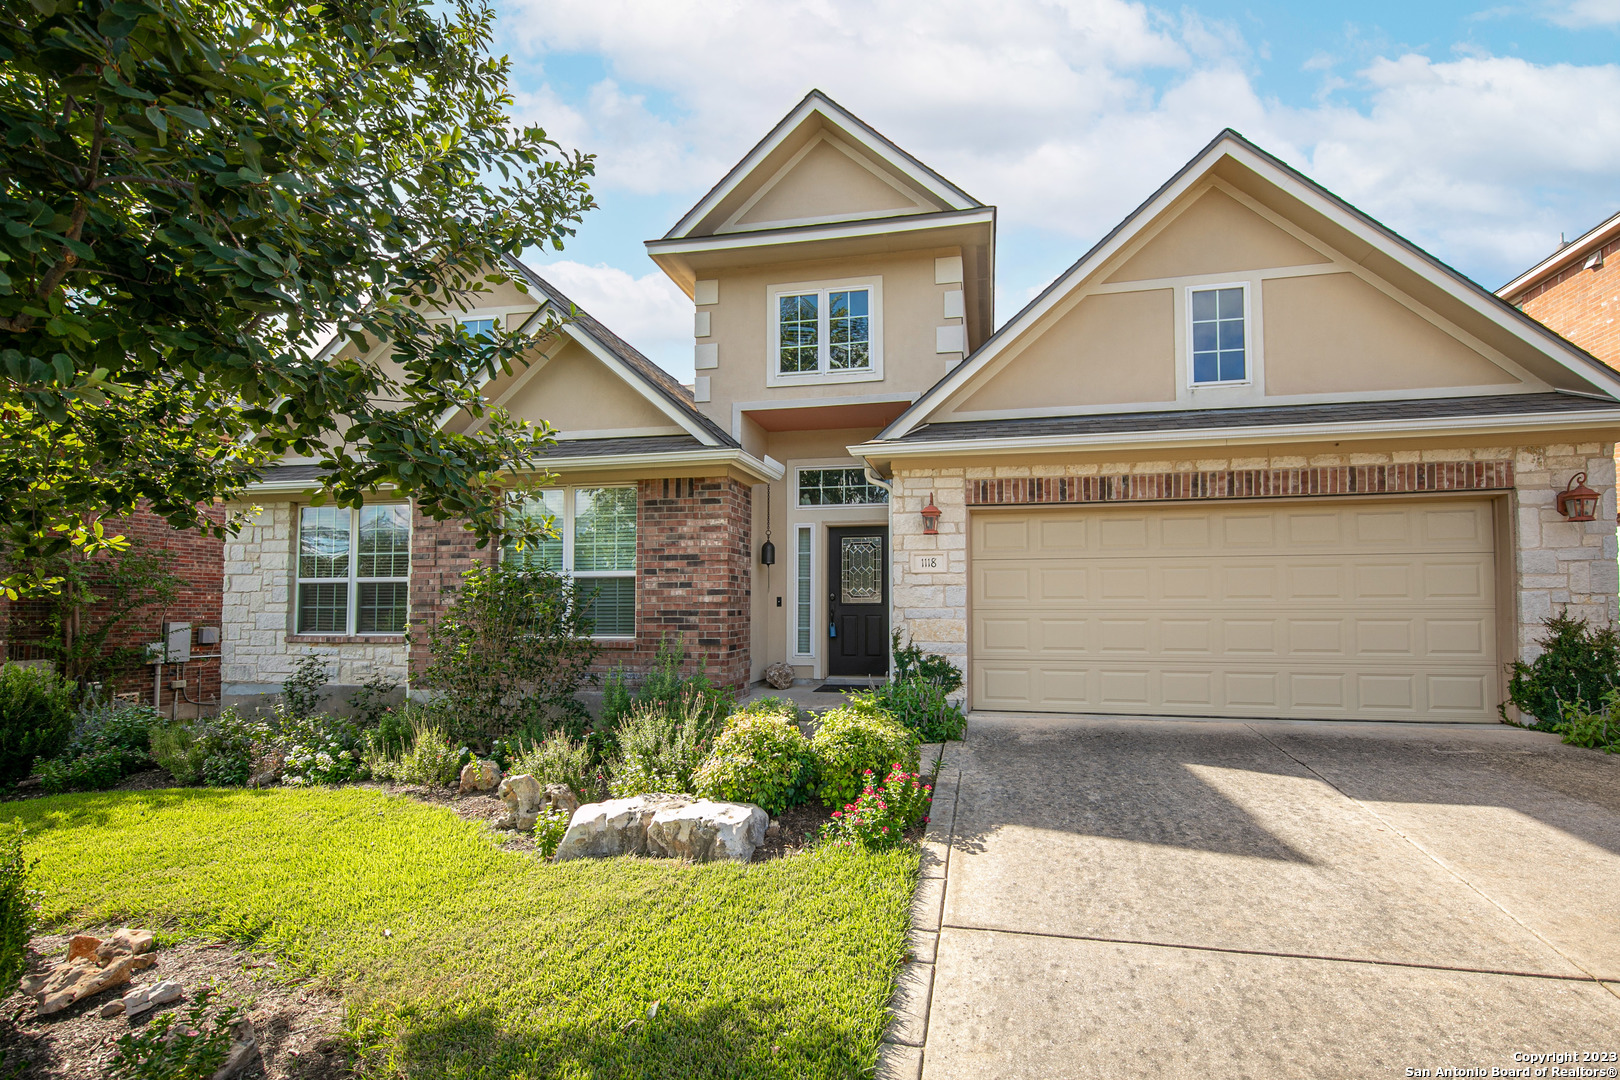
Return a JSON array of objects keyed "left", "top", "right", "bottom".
[{"left": 0, "top": 931, "right": 349, "bottom": 1079}]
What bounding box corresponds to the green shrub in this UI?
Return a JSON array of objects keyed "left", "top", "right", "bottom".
[
  {"left": 809, "top": 704, "right": 919, "bottom": 809},
  {"left": 1504, "top": 612, "right": 1620, "bottom": 728},
  {"left": 891, "top": 631, "right": 964, "bottom": 695},
  {"left": 508, "top": 731, "right": 596, "bottom": 802},
  {"left": 34, "top": 698, "right": 159, "bottom": 793},
  {"left": 533, "top": 807, "right": 570, "bottom": 859},
  {"left": 345, "top": 673, "right": 398, "bottom": 728},
  {"left": 600, "top": 666, "right": 632, "bottom": 728},
  {"left": 110, "top": 985, "right": 241, "bottom": 1080},
  {"left": 1555, "top": 691, "right": 1620, "bottom": 753},
  {"left": 853, "top": 680, "right": 966, "bottom": 743},
  {"left": 819, "top": 763, "right": 933, "bottom": 851},
  {"left": 693, "top": 703, "right": 814, "bottom": 817},
  {"left": 0, "top": 827, "right": 38, "bottom": 995},
  {"left": 609, "top": 636, "right": 734, "bottom": 732},
  {"left": 365, "top": 714, "right": 467, "bottom": 787},
  {"left": 282, "top": 653, "right": 331, "bottom": 720},
  {"left": 373, "top": 705, "right": 412, "bottom": 758},
  {"left": 0, "top": 663, "right": 75, "bottom": 783},
  {"left": 150, "top": 708, "right": 262, "bottom": 787},
  {"left": 276, "top": 710, "right": 364, "bottom": 787},
  {"left": 609, "top": 688, "right": 725, "bottom": 798}
]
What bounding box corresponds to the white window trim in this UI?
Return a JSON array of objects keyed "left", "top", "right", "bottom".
[
  {"left": 766, "top": 275, "right": 884, "bottom": 387},
  {"left": 294, "top": 503, "right": 411, "bottom": 637},
  {"left": 792, "top": 465, "right": 891, "bottom": 509},
  {"left": 1184, "top": 281, "right": 1253, "bottom": 389},
  {"left": 505, "top": 485, "right": 638, "bottom": 640},
  {"left": 792, "top": 524, "right": 815, "bottom": 659}
]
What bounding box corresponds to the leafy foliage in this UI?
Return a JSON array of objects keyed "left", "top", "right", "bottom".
[
  {"left": 110, "top": 985, "right": 241, "bottom": 1080},
  {"left": 1503, "top": 612, "right": 1620, "bottom": 728},
  {"left": 415, "top": 564, "right": 599, "bottom": 742},
  {"left": 608, "top": 689, "right": 726, "bottom": 798},
  {"left": 820, "top": 764, "right": 933, "bottom": 852},
  {"left": 693, "top": 700, "right": 814, "bottom": 817},
  {"left": 345, "top": 673, "right": 399, "bottom": 728},
  {"left": 532, "top": 806, "right": 570, "bottom": 860},
  {"left": 281, "top": 654, "right": 330, "bottom": 721},
  {"left": 0, "top": 662, "right": 75, "bottom": 782},
  {"left": 809, "top": 704, "right": 919, "bottom": 810},
  {"left": 34, "top": 696, "right": 157, "bottom": 792},
  {"left": 602, "top": 636, "right": 734, "bottom": 731},
  {"left": 363, "top": 712, "right": 467, "bottom": 786},
  {"left": 0, "top": 826, "right": 38, "bottom": 996},
  {"left": 276, "top": 711, "right": 363, "bottom": 786},
  {"left": 1555, "top": 690, "right": 1620, "bottom": 753},
  {"left": 852, "top": 680, "right": 965, "bottom": 743},
  {"left": 149, "top": 707, "right": 260, "bottom": 786},
  {"left": 507, "top": 730, "right": 595, "bottom": 803},
  {"left": 0, "top": 0, "right": 595, "bottom": 598},
  {"left": 891, "top": 631, "right": 964, "bottom": 694}
]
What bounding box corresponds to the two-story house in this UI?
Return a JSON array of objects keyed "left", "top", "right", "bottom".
[{"left": 221, "top": 91, "right": 1620, "bottom": 724}]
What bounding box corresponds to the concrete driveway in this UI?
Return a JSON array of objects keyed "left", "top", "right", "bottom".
[{"left": 886, "top": 716, "right": 1620, "bottom": 1079}]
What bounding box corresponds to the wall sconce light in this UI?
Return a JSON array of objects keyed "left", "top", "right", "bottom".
[
  {"left": 1557, "top": 472, "right": 1600, "bottom": 522},
  {"left": 921, "top": 494, "right": 942, "bottom": 535}
]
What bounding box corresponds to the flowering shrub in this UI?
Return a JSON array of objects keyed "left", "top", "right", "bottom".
[
  {"left": 693, "top": 700, "right": 814, "bottom": 817},
  {"left": 364, "top": 714, "right": 468, "bottom": 787},
  {"left": 809, "top": 705, "right": 918, "bottom": 809},
  {"left": 276, "top": 712, "right": 364, "bottom": 787},
  {"left": 820, "top": 765, "right": 933, "bottom": 851}
]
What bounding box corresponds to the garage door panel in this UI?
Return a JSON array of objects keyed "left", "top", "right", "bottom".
[{"left": 971, "top": 499, "right": 1498, "bottom": 721}]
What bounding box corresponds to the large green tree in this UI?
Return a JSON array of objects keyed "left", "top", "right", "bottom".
[{"left": 0, "top": 0, "right": 592, "bottom": 597}]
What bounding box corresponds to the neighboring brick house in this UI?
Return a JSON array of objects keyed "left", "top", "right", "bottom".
[
  {"left": 220, "top": 91, "right": 1620, "bottom": 723},
  {"left": 1500, "top": 211, "right": 1620, "bottom": 368},
  {"left": 0, "top": 506, "right": 224, "bottom": 715}
]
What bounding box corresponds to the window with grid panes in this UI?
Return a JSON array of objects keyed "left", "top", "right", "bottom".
[
  {"left": 505, "top": 486, "right": 636, "bottom": 637},
  {"left": 1189, "top": 285, "right": 1246, "bottom": 384},
  {"left": 797, "top": 468, "right": 889, "bottom": 507},
  {"left": 296, "top": 504, "right": 411, "bottom": 634}
]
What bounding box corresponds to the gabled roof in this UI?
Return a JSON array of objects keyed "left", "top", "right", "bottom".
[
  {"left": 1498, "top": 209, "right": 1620, "bottom": 302},
  {"left": 499, "top": 256, "right": 734, "bottom": 448},
  {"left": 662, "top": 89, "right": 984, "bottom": 241},
  {"left": 875, "top": 129, "right": 1620, "bottom": 444}
]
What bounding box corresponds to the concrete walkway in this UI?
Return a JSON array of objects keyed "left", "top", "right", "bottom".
[{"left": 885, "top": 715, "right": 1620, "bottom": 1079}]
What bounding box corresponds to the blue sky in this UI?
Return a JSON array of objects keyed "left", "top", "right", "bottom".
[{"left": 492, "top": 0, "right": 1620, "bottom": 380}]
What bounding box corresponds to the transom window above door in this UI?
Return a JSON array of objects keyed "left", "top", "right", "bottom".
[
  {"left": 1188, "top": 284, "right": 1247, "bottom": 385},
  {"left": 768, "top": 279, "right": 883, "bottom": 386},
  {"left": 798, "top": 468, "right": 889, "bottom": 506}
]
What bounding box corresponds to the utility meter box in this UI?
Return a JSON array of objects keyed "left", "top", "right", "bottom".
[{"left": 147, "top": 622, "right": 192, "bottom": 665}]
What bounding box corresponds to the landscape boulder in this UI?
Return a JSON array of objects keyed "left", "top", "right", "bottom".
[
  {"left": 27, "top": 927, "right": 159, "bottom": 1015},
  {"left": 552, "top": 794, "right": 693, "bottom": 861},
  {"left": 123, "top": 978, "right": 183, "bottom": 1018},
  {"left": 646, "top": 800, "right": 769, "bottom": 863},
  {"left": 764, "top": 661, "right": 795, "bottom": 690},
  {"left": 459, "top": 759, "right": 502, "bottom": 794},
  {"left": 494, "top": 773, "right": 544, "bottom": 831},
  {"left": 543, "top": 783, "right": 579, "bottom": 818}
]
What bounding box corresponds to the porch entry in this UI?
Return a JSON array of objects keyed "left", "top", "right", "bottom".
[{"left": 827, "top": 527, "right": 889, "bottom": 677}]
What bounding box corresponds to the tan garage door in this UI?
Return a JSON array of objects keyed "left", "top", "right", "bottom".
[{"left": 971, "top": 498, "right": 1500, "bottom": 721}]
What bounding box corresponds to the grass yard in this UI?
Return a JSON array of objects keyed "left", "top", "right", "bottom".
[{"left": 5, "top": 787, "right": 919, "bottom": 1079}]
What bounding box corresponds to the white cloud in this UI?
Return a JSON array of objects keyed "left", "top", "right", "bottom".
[
  {"left": 502, "top": 0, "right": 1620, "bottom": 295},
  {"left": 527, "top": 259, "right": 694, "bottom": 379}
]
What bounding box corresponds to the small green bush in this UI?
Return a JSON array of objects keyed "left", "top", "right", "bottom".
[
  {"left": 533, "top": 807, "right": 570, "bottom": 859},
  {"left": 605, "top": 636, "right": 734, "bottom": 733},
  {"left": 0, "top": 827, "right": 38, "bottom": 995},
  {"left": 1555, "top": 690, "right": 1620, "bottom": 753},
  {"left": 853, "top": 680, "right": 966, "bottom": 743},
  {"left": 809, "top": 704, "right": 919, "bottom": 810},
  {"left": 282, "top": 653, "right": 331, "bottom": 720},
  {"left": 34, "top": 698, "right": 158, "bottom": 793},
  {"left": 345, "top": 673, "right": 398, "bottom": 728},
  {"left": 277, "top": 710, "right": 364, "bottom": 787},
  {"left": 892, "top": 631, "right": 964, "bottom": 694},
  {"left": 0, "top": 663, "right": 75, "bottom": 783},
  {"left": 820, "top": 763, "right": 933, "bottom": 851},
  {"left": 509, "top": 731, "right": 596, "bottom": 802},
  {"left": 609, "top": 688, "right": 725, "bottom": 798},
  {"left": 1504, "top": 612, "right": 1620, "bottom": 729},
  {"left": 150, "top": 708, "right": 262, "bottom": 787},
  {"left": 693, "top": 701, "right": 814, "bottom": 816},
  {"left": 366, "top": 714, "right": 467, "bottom": 786}
]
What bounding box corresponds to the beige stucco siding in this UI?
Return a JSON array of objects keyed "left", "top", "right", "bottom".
[
  {"left": 498, "top": 340, "right": 677, "bottom": 435},
  {"left": 952, "top": 289, "right": 1176, "bottom": 414},
  {"left": 1263, "top": 273, "right": 1521, "bottom": 395},
  {"left": 733, "top": 137, "right": 927, "bottom": 228},
  {"left": 1105, "top": 188, "right": 1330, "bottom": 284}
]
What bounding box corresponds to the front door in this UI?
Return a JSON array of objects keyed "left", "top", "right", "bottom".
[{"left": 827, "top": 527, "right": 889, "bottom": 677}]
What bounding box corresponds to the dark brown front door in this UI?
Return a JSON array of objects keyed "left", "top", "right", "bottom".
[{"left": 828, "top": 527, "right": 888, "bottom": 677}]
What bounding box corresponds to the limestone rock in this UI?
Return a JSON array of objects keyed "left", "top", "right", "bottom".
[
  {"left": 97, "top": 927, "right": 155, "bottom": 963},
  {"left": 553, "top": 794, "right": 694, "bottom": 861},
  {"left": 37, "top": 952, "right": 155, "bottom": 1015},
  {"left": 459, "top": 759, "right": 502, "bottom": 794},
  {"left": 543, "top": 783, "right": 579, "bottom": 819},
  {"left": 646, "top": 800, "right": 769, "bottom": 863},
  {"left": 67, "top": 934, "right": 101, "bottom": 963},
  {"left": 19, "top": 973, "right": 46, "bottom": 997},
  {"left": 764, "top": 661, "right": 795, "bottom": 690},
  {"left": 123, "top": 978, "right": 183, "bottom": 1017},
  {"left": 99, "top": 998, "right": 125, "bottom": 1018},
  {"left": 210, "top": 1020, "right": 260, "bottom": 1080},
  {"left": 495, "top": 773, "right": 544, "bottom": 831}
]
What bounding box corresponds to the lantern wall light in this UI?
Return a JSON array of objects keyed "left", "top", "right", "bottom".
[
  {"left": 921, "top": 494, "right": 942, "bottom": 535},
  {"left": 1556, "top": 472, "right": 1600, "bottom": 522}
]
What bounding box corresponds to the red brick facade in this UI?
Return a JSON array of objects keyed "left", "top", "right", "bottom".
[
  {"left": 407, "top": 476, "right": 752, "bottom": 691},
  {"left": 967, "top": 461, "right": 1515, "bottom": 506},
  {"left": 0, "top": 506, "right": 224, "bottom": 709},
  {"left": 1514, "top": 237, "right": 1620, "bottom": 367}
]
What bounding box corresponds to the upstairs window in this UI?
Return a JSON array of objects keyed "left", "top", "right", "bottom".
[
  {"left": 459, "top": 318, "right": 496, "bottom": 339},
  {"left": 505, "top": 486, "right": 637, "bottom": 638},
  {"left": 296, "top": 505, "right": 411, "bottom": 635},
  {"left": 798, "top": 468, "right": 889, "bottom": 507},
  {"left": 1189, "top": 285, "right": 1247, "bottom": 385},
  {"left": 769, "top": 279, "right": 882, "bottom": 384}
]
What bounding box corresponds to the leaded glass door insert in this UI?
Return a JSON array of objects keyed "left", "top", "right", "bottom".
[{"left": 840, "top": 536, "right": 881, "bottom": 605}]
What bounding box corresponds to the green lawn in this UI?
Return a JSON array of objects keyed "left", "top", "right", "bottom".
[{"left": 6, "top": 788, "right": 918, "bottom": 1079}]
